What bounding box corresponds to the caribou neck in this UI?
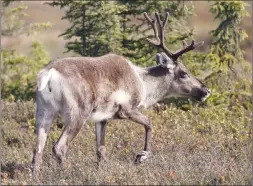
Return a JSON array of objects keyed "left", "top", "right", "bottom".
[{"left": 137, "top": 65, "right": 173, "bottom": 108}]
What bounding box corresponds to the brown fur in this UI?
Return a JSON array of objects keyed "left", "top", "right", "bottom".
[{"left": 46, "top": 53, "right": 143, "bottom": 110}]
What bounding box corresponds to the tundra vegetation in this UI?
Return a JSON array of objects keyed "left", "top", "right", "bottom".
[{"left": 1, "top": 1, "right": 252, "bottom": 185}]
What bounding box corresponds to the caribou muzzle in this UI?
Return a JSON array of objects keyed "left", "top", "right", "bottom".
[{"left": 192, "top": 86, "right": 211, "bottom": 102}]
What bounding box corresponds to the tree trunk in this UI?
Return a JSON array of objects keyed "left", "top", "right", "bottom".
[
  {"left": 122, "top": 12, "right": 127, "bottom": 48},
  {"left": 81, "top": 5, "right": 86, "bottom": 56}
]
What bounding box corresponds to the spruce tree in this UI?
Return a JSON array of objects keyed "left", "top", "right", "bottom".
[
  {"left": 207, "top": 1, "right": 250, "bottom": 72},
  {"left": 48, "top": 1, "right": 127, "bottom": 56},
  {"left": 204, "top": 1, "right": 251, "bottom": 108},
  {"left": 115, "top": 1, "right": 195, "bottom": 66},
  {"left": 48, "top": 1, "right": 195, "bottom": 66}
]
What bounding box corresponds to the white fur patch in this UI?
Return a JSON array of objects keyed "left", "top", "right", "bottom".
[
  {"left": 112, "top": 90, "right": 131, "bottom": 104},
  {"left": 137, "top": 151, "right": 152, "bottom": 163},
  {"left": 38, "top": 128, "right": 47, "bottom": 153},
  {"left": 126, "top": 60, "right": 146, "bottom": 108},
  {"left": 38, "top": 68, "right": 64, "bottom": 111},
  {"left": 38, "top": 68, "right": 59, "bottom": 91},
  {"left": 38, "top": 69, "right": 51, "bottom": 91},
  {"left": 91, "top": 111, "right": 113, "bottom": 122}
]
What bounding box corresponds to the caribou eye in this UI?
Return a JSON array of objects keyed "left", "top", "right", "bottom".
[{"left": 180, "top": 71, "right": 188, "bottom": 78}]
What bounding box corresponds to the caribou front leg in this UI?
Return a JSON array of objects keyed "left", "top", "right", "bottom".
[
  {"left": 118, "top": 107, "right": 153, "bottom": 164},
  {"left": 95, "top": 120, "right": 107, "bottom": 162},
  {"left": 129, "top": 110, "right": 152, "bottom": 164}
]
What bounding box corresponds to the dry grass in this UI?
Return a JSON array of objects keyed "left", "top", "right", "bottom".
[{"left": 1, "top": 100, "right": 252, "bottom": 185}]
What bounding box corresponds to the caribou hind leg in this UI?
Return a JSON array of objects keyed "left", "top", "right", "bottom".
[
  {"left": 32, "top": 102, "right": 56, "bottom": 180},
  {"left": 52, "top": 111, "right": 88, "bottom": 165},
  {"left": 95, "top": 120, "right": 108, "bottom": 162}
]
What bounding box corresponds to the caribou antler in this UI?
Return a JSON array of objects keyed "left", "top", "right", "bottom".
[
  {"left": 174, "top": 40, "right": 204, "bottom": 59},
  {"left": 144, "top": 12, "right": 204, "bottom": 61},
  {"left": 144, "top": 12, "right": 173, "bottom": 58}
]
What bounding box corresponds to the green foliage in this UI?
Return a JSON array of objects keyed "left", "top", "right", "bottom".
[
  {"left": 48, "top": 1, "right": 196, "bottom": 67},
  {"left": 204, "top": 70, "right": 252, "bottom": 110},
  {"left": 2, "top": 3, "right": 29, "bottom": 36},
  {"left": 1, "top": 2, "right": 52, "bottom": 101},
  {"left": 1, "top": 41, "right": 49, "bottom": 101},
  {"left": 200, "top": 1, "right": 252, "bottom": 108},
  {"left": 48, "top": 1, "right": 127, "bottom": 56},
  {"left": 207, "top": 1, "right": 250, "bottom": 71},
  {"left": 2, "top": 2, "right": 52, "bottom": 36},
  {"left": 27, "top": 22, "right": 52, "bottom": 36}
]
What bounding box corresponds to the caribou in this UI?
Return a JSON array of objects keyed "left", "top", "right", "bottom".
[{"left": 32, "top": 12, "right": 211, "bottom": 177}]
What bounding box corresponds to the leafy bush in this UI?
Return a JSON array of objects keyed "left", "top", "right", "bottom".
[
  {"left": 1, "top": 41, "right": 49, "bottom": 101},
  {"left": 1, "top": 1, "right": 52, "bottom": 101}
]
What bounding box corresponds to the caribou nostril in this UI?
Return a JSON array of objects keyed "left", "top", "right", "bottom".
[
  {"left": 205, "top": 88, "right": 211, "bottom": 96},
  {"left": 202, "top": 87, "right": 211, "bottom": 96}
]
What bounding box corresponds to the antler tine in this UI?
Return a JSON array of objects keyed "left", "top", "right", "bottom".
[
  {"left": 163, "top": 12, "right": 170, "bottom": 27},
  {"left": 144, "top": 12, "right": 173, "bottom": 57},
  {"left": 154, "top": 12, "right": 173, "bottom": 57},
  {"left": 154, "top": 12, "right": 169, "bottom": 44},
  {"left": 182, "top": 40, "right": 188, "bottom": 48},
  {"left": 173, "top": 40, "right": 204, "bottom": 60},
  {"left": 154, "top": 13, "right": 163, "bottom": 41},
  {"left": 144, "top": 12, "right": 160, "bottom": 45}
]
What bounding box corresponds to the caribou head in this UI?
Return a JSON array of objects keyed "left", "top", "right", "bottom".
[{"left": 144, "top": 12, "right": 211, "bottom": 102}]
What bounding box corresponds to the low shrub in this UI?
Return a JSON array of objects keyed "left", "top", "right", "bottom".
[{"left": 1, "top": 100, "right": 251, "bottom": 185}]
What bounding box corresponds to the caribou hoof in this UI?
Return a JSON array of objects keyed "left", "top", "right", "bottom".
[
  {"left": 52, "top": 145, "right": 66, "bottom": 165},
  {"left": 32, "top": 151, "right": 42, "bottom": 182},
  {"left": 97, "top": 146, "right": 107, "bottom": 162},
  {"left": 32, "top": 165, "right": 41, "bottom": 183},
  {"left": 134, "top": 151, "right": 152, "bottom": 164}
]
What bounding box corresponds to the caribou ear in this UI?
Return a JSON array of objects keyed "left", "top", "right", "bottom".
[{"left": 156, "top": 52, "right": 175, "bottom": 70}]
